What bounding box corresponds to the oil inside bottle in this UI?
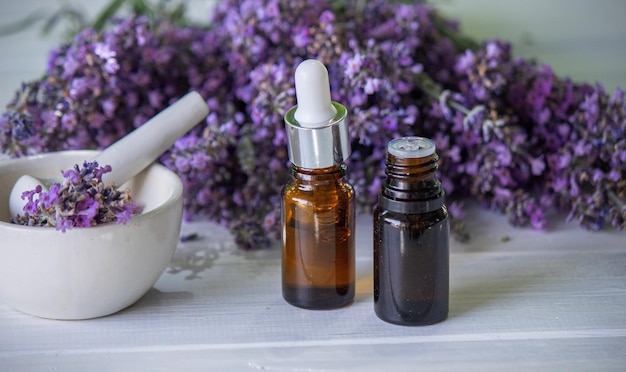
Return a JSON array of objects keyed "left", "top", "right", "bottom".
[{"left": 282, "top": 165, "right": 355, "bottom": 309}]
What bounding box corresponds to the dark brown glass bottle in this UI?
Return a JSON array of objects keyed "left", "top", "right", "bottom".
[
  {"left": 373, "top": 137, "right": 449, "bottom": 325},
  {"left": 281, "top": 59, "right": 355, "bottom": 309},
  {"left": 282, "top": 164, "right": 355, "bottom": 309}
]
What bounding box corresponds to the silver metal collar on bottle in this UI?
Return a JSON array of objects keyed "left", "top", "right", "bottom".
[{"left": 284, "top": 102, "right": 351, "bottom": 169}]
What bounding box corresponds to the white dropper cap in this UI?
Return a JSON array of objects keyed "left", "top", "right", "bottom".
[
  {"left": 293, "top": 59, "right": 337, "bottom": 128},
  {"left": 284, "top": 59, "right": 350, "bottom": 169}
]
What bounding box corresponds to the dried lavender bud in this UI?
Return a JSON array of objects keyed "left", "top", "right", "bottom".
[{"left": 9, "top": 161, "right": 143, "bottom": 231}]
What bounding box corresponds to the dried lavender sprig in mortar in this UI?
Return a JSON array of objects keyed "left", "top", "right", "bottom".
[{"left": 10, "top": 161, "right": 143, "bottom": 231}]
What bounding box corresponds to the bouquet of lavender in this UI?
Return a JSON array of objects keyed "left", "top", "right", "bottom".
[{"left": 1, "top": 0, "right": 624, "bottom": 248}]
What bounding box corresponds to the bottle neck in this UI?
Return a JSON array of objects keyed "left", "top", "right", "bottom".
[
  {"left": 290, "top": 164, "right": 346, "bottom": 183},
  {"left": 380, "top": 152, "right": 445, "bottom": 214}
]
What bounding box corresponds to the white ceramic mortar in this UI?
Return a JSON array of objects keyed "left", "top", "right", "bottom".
[{"left": 0, "top": 150, "right": 183, "bottom": 320}]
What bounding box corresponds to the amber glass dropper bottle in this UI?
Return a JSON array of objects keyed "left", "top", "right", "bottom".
[
  {"left": 374, "top": 136, "right": 449, "bottom": 325},
  {"left": 282, "top": 59, "right": 355, "bottom": 310}
]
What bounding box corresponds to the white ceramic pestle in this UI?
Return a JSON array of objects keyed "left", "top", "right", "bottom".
[{"left": 9, "top": 91, "right": 209, "bottom": 217}]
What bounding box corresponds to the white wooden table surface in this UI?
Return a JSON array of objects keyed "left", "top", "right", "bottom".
[{"left": 1, "top": 1, "right": 625, "bottom": 371}]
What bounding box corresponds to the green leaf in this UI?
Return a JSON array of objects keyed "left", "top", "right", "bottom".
[
  {"left": 92, "top": 0, "right": 127, "bottom": 32},
  {"left": 169, "top": 3, "right": 187, "bottom": 25}
]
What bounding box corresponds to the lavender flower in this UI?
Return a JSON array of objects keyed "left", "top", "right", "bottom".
[
  {"left": 1, "top": 0, "right": 624, "bottom": 248},
  {"left": 10, "top": 161, "right": 142, "bottom": 230}
]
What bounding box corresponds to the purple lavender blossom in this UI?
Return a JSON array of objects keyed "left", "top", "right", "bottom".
[
  {"left": 10, "top": 161, "right": 143, "bottom": 230},
  {"left": 1, "top": 0, "right": 624, "bottom": 248}
]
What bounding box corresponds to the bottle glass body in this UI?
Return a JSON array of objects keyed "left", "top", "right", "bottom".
[
  {"left": 282, "top": 164, "right": 355, "bottom": 309},
  {"left": 374, "top": 206, "right": 449, "bottom": 325},
  {"left": 373, "top": 140, "right": 449, "bottom": 325}
]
